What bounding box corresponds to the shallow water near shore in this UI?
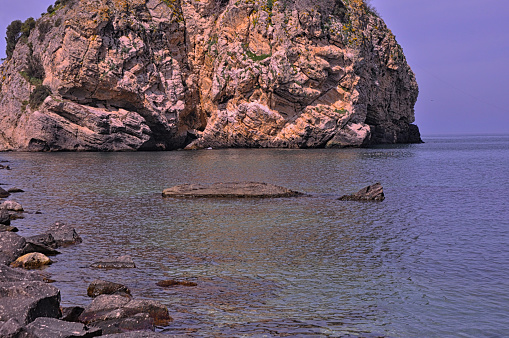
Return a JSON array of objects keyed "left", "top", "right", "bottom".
[{"left": 1, "top": 134, "right": 508, "bottom": 337}]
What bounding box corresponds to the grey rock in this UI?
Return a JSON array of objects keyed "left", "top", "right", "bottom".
[
  {"left": 46, "top": 222, "right": 82, "bottom": 247},
  {"left": 60, "top": 306, "right": 85, "bottom": 322},
  {"left": 26, "top": 317, "right": 102, "bottom": 338},
  {"left": 86, "top": 313, "right": 154, "bottom": 335},
  {"left": 0, "top": 208, "right": 11, "bottom": 226},
  {"left": 25, "top": 234, "right": 58, "bottom": 249},
  {"left": 0, "top": 232, "right": 26, "bottom": 265},
  {"left": 0, "top": 281, "right": 61, "bottom": 324},
  {"left": 0, "top": 318, "right": 37, "bottom": 338},
  {"left": 0, "top": 225, "right": 18, "bottom": 232},
  {"left": 78, "top": 295, "right": 131, "bottom": 324},
  {"left": 0, "top": 188, "right": 9, "bottom": 198},
  {"left": 338, "top": 183, "right": 385, "bottom": 201},
  {"left": 0, "top": 264, "right": 44, "bottom": 282},
  {"left": 23, "top": 242, "right": 60, "bottom": 257},
  {"left": 90, "top": 255, "right": 136, "bottom": 269},
  {"left": 101, "top": 331, "right": 178, "bottom": 338},
  {"left": 7, "top": 188, "right": 24, "bottom": 193},
  {"left": 162, "top": 182, "right": 303, "bottom": 198},
  {"left": 87, "top": 280, "right": 131, "bottom": 298}
]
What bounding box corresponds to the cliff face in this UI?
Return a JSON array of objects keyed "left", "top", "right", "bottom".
[{"left": 0, "top": 0, "right": 420, "bottom": 151}]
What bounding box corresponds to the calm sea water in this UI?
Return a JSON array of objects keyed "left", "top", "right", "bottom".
[{"left": 1, "top": 134, "right": 508, "bottom": 337}]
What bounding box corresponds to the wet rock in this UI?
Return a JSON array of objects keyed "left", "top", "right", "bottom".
[
  {"left": 86, "top": 313, "right": 154, "bottom": 335},
  {"left": 27, "top": 317, "right": 102, "bottom": 337},
  {"left": 23, "top": 241, "right": 60, "bottom": 256},
  {"left": 78, "top": 295, "right": 131, "bottom": 324},
  {"left": 121, "top": 299, "right": 172, "bottom": 326},
  {"left": 156, "top": 279, "right": 197, "bottom": 287},
  {"left": 0, "top": 281, "right": 61, "bottom": 324},
  {"left": 0, "top": 201, "right": 23, "bottom": 212},
  {"left": 0, "top": 187, "right": 9, "bottom": 198},
  {"left": 90, "top": 255, "right": 136, "bottom": 269},
  {"left": 0, "top": 232, "right": 26, "bottom": 265},
  {"left": 0, "top": 165, "right": 10, "bottom": 170},
  {"left": 87, "top": 280, "right": 132, "bottom": 298},
  {"left": 162, "top": 182, "right": 303, "bottom": 198},
  {"left": 45, "top": 222, "right": 82, "bottom": 247},
  {"left": 25, "top": 234, "right": 58, "bottom": 249},
  {"left": 10, "top": 253, "right": 52, "bottom": 269},
  {"left": 79, "top": 295, "right": 171, "bottom": 331},
  {"left": 0, "top": 208, "right": 11, "bottom": 226},
  {"left": 101, "top": 331, "right": 172, "bottom": 338},
  {"left": 0, "top": 318, "right": 37, "bottom": 338},
  {"left": 0, "top": 225, "right": 18, "bottom": 232},
  {"left": 338, "top": 183, "right": 385, "bottom": 201},
  {"left": 7, "top": 188, "right": 24, "bottom": 193},
  {"left": 60, "top": 306, "right": 85, "bottom": 322},
  {"left": 0, "top": 264, "right": 44, "bottom": 282}
]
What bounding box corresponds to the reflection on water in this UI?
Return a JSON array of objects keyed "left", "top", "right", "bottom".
[{"left": 1, "top": 135, "right": 509, "bottom": 337}]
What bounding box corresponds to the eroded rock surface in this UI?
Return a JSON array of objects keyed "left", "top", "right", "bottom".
[
  {"left": 338, "top": 182, "right": 385, "bottom": 201},
  {"left": 0, "top": 0, "right": 420, "bottom": 151}
]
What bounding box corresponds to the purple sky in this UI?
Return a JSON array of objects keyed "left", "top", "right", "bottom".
[{"left": 1, "top": 0, "right": 508, "bottom": 135}]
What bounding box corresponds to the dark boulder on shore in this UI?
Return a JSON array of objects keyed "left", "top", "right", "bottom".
[
  {"left": 0, "top": 208, "right": 11, "bottom": 226},
  {"left": 0, "top": 264, "right": 44, "bottom": 282},
  {"left": 27, "top": 317, "right": 102, "bottom": 338},
  {"left": 0, "top": 232, "right": 27, "bottom": 265},
  {"left": 0, "top": 281, "right": 61, "bottom": 325},
  {"left": 78, "top": 294, "right": 171, "bottom": 334},
  {"left": 0, "top": 318, "right": 37, "bottom": 338},
  {"left": 162, "top": 182, "right": 303, "bottom": 198},
  {"left": 87, "top": 280, "right": 132, "bottom": 298},
  {"left": 338, "top": 183, "right": 385, "bottom": 201}
]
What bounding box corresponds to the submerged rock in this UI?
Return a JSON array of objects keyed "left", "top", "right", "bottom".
[
  {"left": 156, "top": 279, "right": 197, "bottom": 287},
  {"left": 162, "top": 182, "right": 303, "bottom": 198},
  {"left": 338, "top": 183, "right": 385, "bottom": 201},
  {"left": 87, "top": 280, "right": 132, "bottom": 298},
  {"left": 90, "top": 255, "right": 136, "bottom": 269},
  {"left": 7, "top": 188, "right": 24, "bottom": 193}
]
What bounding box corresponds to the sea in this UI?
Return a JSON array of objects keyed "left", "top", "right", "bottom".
[{"left": 1, "top": 134, "right": 508, "bottom": 337}]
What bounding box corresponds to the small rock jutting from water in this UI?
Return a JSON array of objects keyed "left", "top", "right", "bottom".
[
  {"left": 156, "top": 279, "right": 198, "bottom": 287},
  {"left": 0, "top": 187, "right": 10, "bottom": 198},
  {"left": 46, "top": 222, "right": 83, "bottom": 247},
  {"left": 338, "top": 183, "right": 385, "bottom": 201},
  {"left": 87, "top": 279, "right": 132, "bottom": 298},
  {"left": 1, "top": 200, "right": 24, "bottom": 212},
  {"left": 162, "top": 182, "right": 303, "bottom": 198},
  {"left": 90, "top": 255, "right": 136, "bottom": 269}
]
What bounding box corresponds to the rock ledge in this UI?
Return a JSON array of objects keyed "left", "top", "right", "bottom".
[{"left": 162, "top": 182, "right": 303, "bottom": 198}]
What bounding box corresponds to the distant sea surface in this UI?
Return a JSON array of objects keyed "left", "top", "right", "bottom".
[{"left": 1, "top": 134, "right": 508, "bottom": 337}]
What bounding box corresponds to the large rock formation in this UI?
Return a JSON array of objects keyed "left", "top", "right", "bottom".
[{"left": 0, "top": 0, "right": 421, "bottom": 151}]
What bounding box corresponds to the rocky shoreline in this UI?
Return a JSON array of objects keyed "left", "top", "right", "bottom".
[
  {"left": 1, "top": 158, "right": 385, "bottom": 337},
  {"left": 1, "top": 161, "right": 180, "bottom": 337}
]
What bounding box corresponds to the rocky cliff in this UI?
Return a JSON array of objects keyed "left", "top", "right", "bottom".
[{"left": 0, "top": 0, "right": 421, "bottom": 151}]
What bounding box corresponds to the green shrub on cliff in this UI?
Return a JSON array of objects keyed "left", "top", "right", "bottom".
[
  {"left": 5, "top": 20, "right": 22, "bottom": 59},
  {"left": 29, "top": 85, "right": 51, "bottom": 109},
  {"left": 5, "top": 18, "right": 36, "bottom": 59}
]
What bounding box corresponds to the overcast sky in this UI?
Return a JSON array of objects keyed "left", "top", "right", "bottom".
[{"left": 1, "top": 0, "right": 508, "bottom": 135}]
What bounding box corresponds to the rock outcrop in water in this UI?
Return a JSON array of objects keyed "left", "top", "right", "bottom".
[{"left": 0, "top": 0, "right": 420, "bottom": 151}]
